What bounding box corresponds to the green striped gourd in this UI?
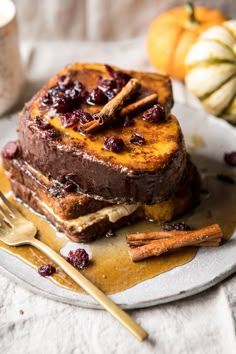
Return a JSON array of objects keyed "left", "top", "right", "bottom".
[{"left": 185, "top": 20, "right": 236, "bottom": 124}]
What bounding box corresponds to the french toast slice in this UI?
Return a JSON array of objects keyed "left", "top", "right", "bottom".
[
  {"left": 3, "top": 154, "right": 200, "bottom": 242},
  {"left": 3, "top": 155, "right": 109, "bottom": 220},
  {"left": 19, "top": 63, "right": 187, "bottom": 204}
]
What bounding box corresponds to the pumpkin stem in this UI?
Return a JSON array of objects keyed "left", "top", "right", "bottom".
[{"left": 184, "top": 2, "right": 199, "bottom": 25}]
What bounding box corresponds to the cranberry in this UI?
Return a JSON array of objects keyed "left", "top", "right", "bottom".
[
  {"left": 162, "top": 222, "right": 191, "bottom": 231},
  {"left": 42, "top": 93, "right": 53, "bottom": 106},
  {"left": 48, "top": 85, "right": 60, "bottom": 97},
  {"left": 61, "top": 113, "right": 79, "bottom": 128},
  {"left": 73, "top": 80, "right": 84, "bottom": 92},
  {"left": 224, "top": 152, "right": 236, "bottom": 167},
  {"left": 98, "top": 77, "right": 116, "bottom": 91},
  {"left": 104, "top": 89, "right": 117, "bottom": 101},
  {"left": 143, "top": 104, "right": 166, "bottom": 123},
  {"left": 38, "top": 264, "right": 56, "bottom": 277},
  {"left": 41, "top": 79, "right": 84, "bottom": 113},
  {"left": 2, "top": 141, "right": 19, "bottom": 159},
  {"left": 73, "top": 109, "right": 93, "bottom": 124},
  {"left": 35, "top": 116, "right": 51, "bottom": 130},
  {"left": 216, "top": 174, "right": 235, "bottom": 184},
  {"left": 66, "top": 248, "right": 89, "bottom": 269},
  {"left": 104, "top": 64, "right": 131, "bottom": 85},
  {"left": 52, "top": 94, "right": 74, "bottom": 113},
  {"left": 44, "top": 128, "right": 61, "bottom": 140},
  {"left": 95, "top": 65, "right": 132, "bottom": 102},
  {"left": 58, "top": 75, "right": 73, "bottom": 90},
  {"left": 130, "top": 133, "right": 146, "bottom": 146},
  {"left": 63, "top": 181, "right": 77, "bottom": 193},
  {"left": 104, "top": 136, "right": 125, "bottom": 153},
  {"left": 87, "top": 88, "right": 107, "bottom": 105}
]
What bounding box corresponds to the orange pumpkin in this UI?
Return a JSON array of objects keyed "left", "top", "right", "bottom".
[{"left": 146, "top": 3, "right": 227, "bottom": 80}]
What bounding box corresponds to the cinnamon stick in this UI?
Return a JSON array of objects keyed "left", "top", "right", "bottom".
[
  {"left": 120, "top": 93, "right": 158, "bottom": 117},
  {"left": 127, "top": 224, "right": 223, "bottom": 262},
  {"left": 82, "top": 78, "right": 141, "bottom": 134}
]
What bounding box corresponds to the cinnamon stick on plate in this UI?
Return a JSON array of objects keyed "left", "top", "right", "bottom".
[
  {"left": 127, "top": 224, "right": 223, "bottom": 262},
  {"left": 82, "top": 78, "right": 141, "bottom": 134}
]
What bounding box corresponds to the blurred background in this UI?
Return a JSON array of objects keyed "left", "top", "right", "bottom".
[
  {"left": 7, "top": 0, "right": 236, "bottom": 111},
  {"left": 15, "top": 0, "right": 235, "bottom": 41}
]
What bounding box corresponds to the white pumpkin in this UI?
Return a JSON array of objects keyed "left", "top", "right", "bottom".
[{"left": 185, "top": 20, "right": 236, "bottom": 124}]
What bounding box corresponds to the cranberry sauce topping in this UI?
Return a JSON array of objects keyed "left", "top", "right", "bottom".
[
  {"left": 66, "top": 248, "right": 89, "bottom": 269},
  {"left": 41, "top": 74, "right": 85, "bottom": 113},
  {"left": 162, "top": 222, "right": 191, "bottom": 231},
  {"left": 2, "top": 141, "right": 19, "bottom": 159},
  {"left": 38, "top": 264, "right": 56, "bottom": 277},
  {"left": 224, "top": 152, "right": 236, "bottom": 167},
  {"left": 130, "top": 133, "right": 146, "bottom": 146},
  {"left": 143, "top": 104, "right": 166, "bottom": 123},
  {"left": 104, "top": 136, "right": 124, "bottom": 153}
]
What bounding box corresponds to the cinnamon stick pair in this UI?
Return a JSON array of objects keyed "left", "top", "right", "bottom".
[{"left": 127, "top": 224, "right": 223, "bottom": 262}]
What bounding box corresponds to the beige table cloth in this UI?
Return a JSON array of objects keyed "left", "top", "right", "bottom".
[{"left": 1, "top": 1, "right": 236, "bottom": 353}]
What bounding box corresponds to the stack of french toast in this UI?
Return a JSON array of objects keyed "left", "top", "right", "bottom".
[{"left": 2, "top": 63, "right": 200, "bottom": 242}]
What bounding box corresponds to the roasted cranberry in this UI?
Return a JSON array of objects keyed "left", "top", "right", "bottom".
[
  {"left": 42, "top": 93, "right": 53, "bottom": 106},
  {"left": 143, "top": 104, "right": 166, "bottom": 123},
  {"left": 98, "top": 77, "right": 116, "bottom": 91},
  {"left": 48, "top": 85, "right": 60, "bottom": 97},
  {"left": 66, "top": 248, "right": 89, "bottom": 269},
  {"left": 64, "top": 181, "right": 77, "bottom": 193},
  {"left": 42, "top": 79, "right": 84, "bottom": 113},
  {"left": 216, "top": 174, "right": 235, "bottom": 184},
  {"left": 162, "top": 222, "right": 191, "bottom": 231},
  {"left": 105, "top": 64, "right": 131, "bottom": 85},
  {"left": 95, "top": 65, "right": 132, "bottom": 102},
  {"left": 35, "top": 116, "right": 51, "bottom": 130},
  {"left": 38, "top": 264, "right": 56, "bottom": 277},
  {"left": 73, "top": 80, "right": 84, "bottom": 92},
  {"left": 122, "top": 115, "right": 134, "bottom": 127},
  {"left": 130, "top": 133, "right": 146, "bottom": 146},
  {"left": 2, "top": 141, "right": 19, "bottom": 159},
  {"left": 104, "top": 89, "right": 117, "bottom": 101},
  {"left": 224, "top": 152, "right": 236, "bottom": 167},
  {"left": 73, "top": 109, "right": 93, "bottom": 124},
  {"left": 87, "top": 87, "right": 107, "bottom": 105},
  {"left": 104, "top": 136, "right": 125, "bottom": 153},
  {"left": 58, "top": 75, "right": 73, "bottom": 90},
  {"left": 52, "top": 94, "right": 73, "bottom": 113},
  {"left": 61, "top": 113, "right": 79, "bottom": 128},
  {"left": 44, "top": 128, "right": 61, "bottom": 140}
]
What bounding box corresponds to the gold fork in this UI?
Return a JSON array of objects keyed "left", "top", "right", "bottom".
[{"left": 0, "top": 191, "right": 148, "bottom": 341}]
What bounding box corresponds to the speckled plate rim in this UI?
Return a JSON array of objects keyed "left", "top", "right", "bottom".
[{"left": 0, "top": 102, "right": 236, "bottom": 310}]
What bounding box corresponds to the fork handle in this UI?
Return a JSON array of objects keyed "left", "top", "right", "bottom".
[{"left": 29, "top": 238, "right": 148, "bottom": 341}]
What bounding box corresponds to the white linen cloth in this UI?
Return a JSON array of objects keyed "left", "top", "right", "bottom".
[{"left": 0, "top": 37, "right": 236, "bottom": 354}]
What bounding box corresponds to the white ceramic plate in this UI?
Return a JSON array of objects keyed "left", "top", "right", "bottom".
[{"left": 0, "top": 103, "right": 236, "bottom": 309}]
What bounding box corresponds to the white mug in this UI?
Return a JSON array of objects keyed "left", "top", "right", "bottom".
[{"left": 0, "top": 0, "right": 24, "bottom": 116}]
